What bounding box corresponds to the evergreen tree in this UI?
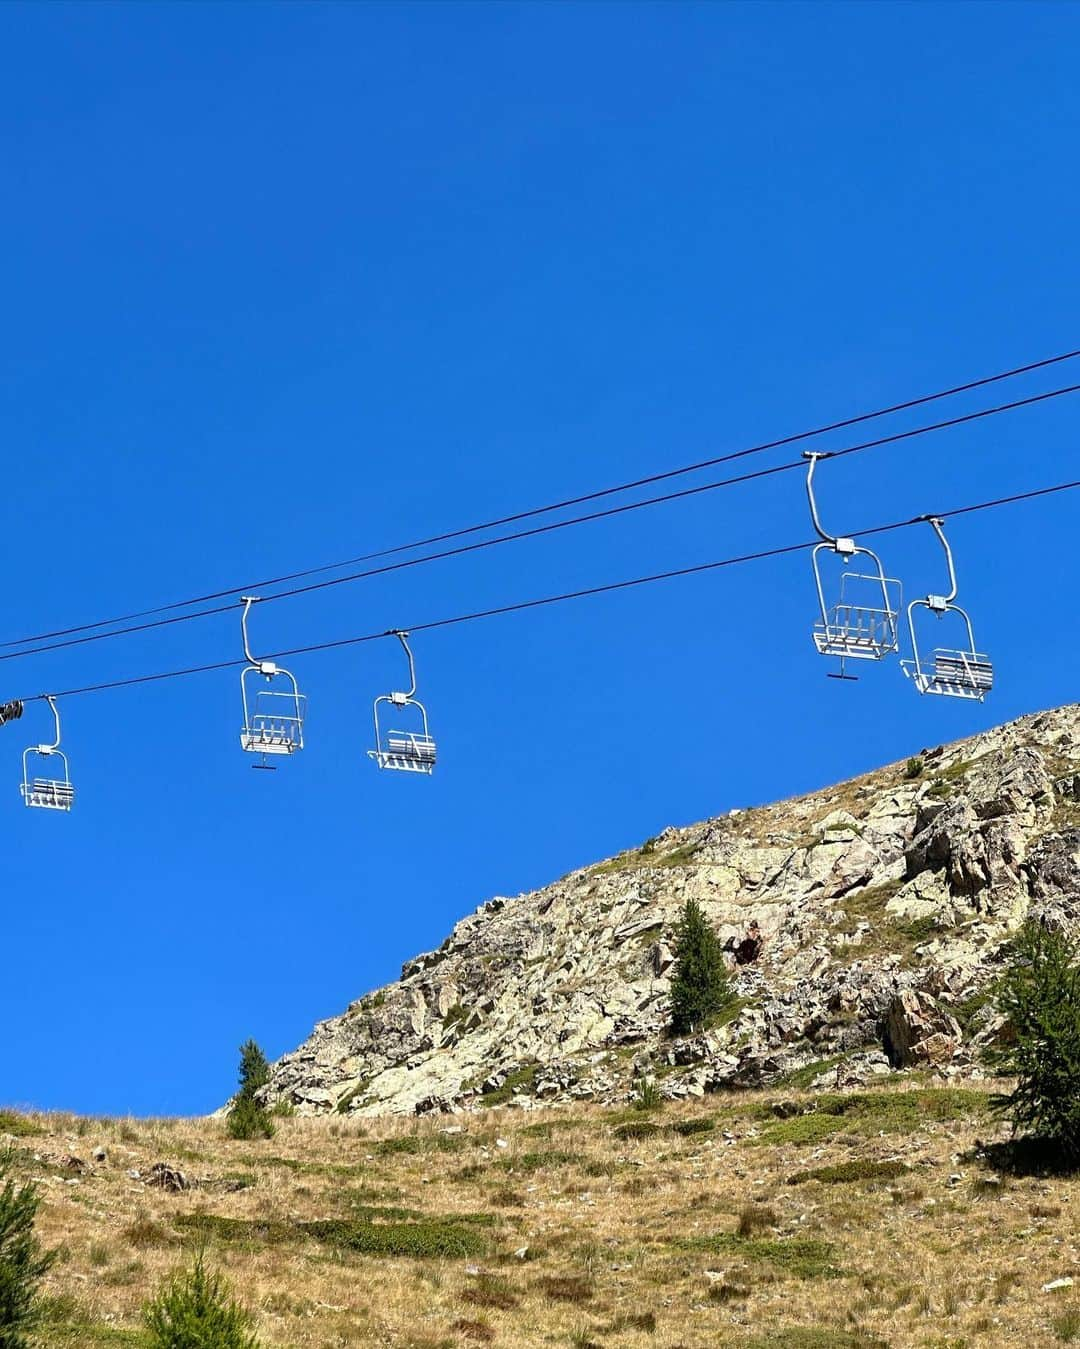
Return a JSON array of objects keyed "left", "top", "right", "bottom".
[
  {"left": 226, "top": 1041, "right": 275, "bottom": 1141},
  {"left": 0, "top": 1152, "right": 55, "bottom": 1349},
  {"left": 992, "top": 921, "right": 1080, "bottom": 1159},
  {"left": 669, "top": 897, "right": 735, "bottom": 1035},
  {"left": 144, "top": 1250, "right": 262, "bottom": 1349},
  {"left": 236, "top": 1041, "right": 270, "bottom": 1099}
]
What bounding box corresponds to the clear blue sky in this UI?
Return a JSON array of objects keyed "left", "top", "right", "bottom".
[{"left": 1, "top": 2, "right": 1077, "bottom": 1116}]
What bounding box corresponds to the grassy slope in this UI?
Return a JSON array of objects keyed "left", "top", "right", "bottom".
[{"left": 6, "top": 1083, "right": 1080, "bottom": 1349}]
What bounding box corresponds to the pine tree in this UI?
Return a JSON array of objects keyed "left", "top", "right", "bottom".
[
  {"left": 237, "top": 1041, "right": 270, "bottom": 1099},
  {"left": 669, "top": 897, "right": 735, "bottom": 1035},
  {"left": 226, "top": 1041, "right": 275, "bottom": 1141},
  {"left": 991, "top": 921, "right": 1080, "bottom": 1159},
  {"left": 0, "top": 1152, "right": 55, "bottom": 1349},
  {"left": 144, "top": 1250, "right": 262, "bottom": 1349}
]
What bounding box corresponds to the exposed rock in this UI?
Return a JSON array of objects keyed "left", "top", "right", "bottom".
[
  {"left": 883, "top": 989, "right": 962, "bottom": 1068},
  {"left": 143, "top": 1162, "right": 189, "bottom": 1193},
  {"left": 255, "top": 704, "right": 1080, "bottom": 1116}
]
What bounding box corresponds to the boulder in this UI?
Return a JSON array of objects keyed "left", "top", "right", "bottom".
[{"left": 883, "top": 989, "right": 961, "bottom": 1068}]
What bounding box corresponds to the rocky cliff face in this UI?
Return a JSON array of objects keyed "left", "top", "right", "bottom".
[{"left": 263, "top": 704, "right": 1080, "bottom": 1117}]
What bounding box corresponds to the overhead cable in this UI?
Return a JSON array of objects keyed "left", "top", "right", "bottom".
[
  {"left": 3, "top": 378, "right": 1079, "bottom": 666},
  {"left": 12, "top": 474, "right": 1078, "bottom": 706},
  {"left": 3, "top": 350, "right": 1079, "bottom": 652}
]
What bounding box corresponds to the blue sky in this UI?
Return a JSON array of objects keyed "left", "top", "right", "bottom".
[{"left": 1, "top": 2, "right": 1077, "bottom": 1116}]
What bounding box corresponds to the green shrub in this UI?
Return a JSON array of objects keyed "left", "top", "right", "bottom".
[
  {"left": 0, "top": 1115, "right": 41, "bottom": 1141},
  {"left": 226, "top": 1042, "right": 275, "bottom": 1142},
  {"left": 144, "top": 1250, "right": 261, "bottom": 1348},
  {"left": 174, "top": 1212, "right": 488, "bottom": 1260},
  {"left": 613, "top": 1120, "right": 661, "bottom": 1142},
  {"left": 0, "top": 1152, "right": 56, "bottom": 1348},
  {"left": 671, "top": 1117, "right": 715, "bottom": 1137},
  {"left": 226, "top": 1097, "right": 274, "bottom": 1143},
  {"left": 785, "top": 1159, "right": 909, "bottom": 1186},
  {"left": 631, "top": 1077, "right": 663, "bottom": 1112},
  {"left": 991, "top": 923, "right": 1080, "bottom": 1160},
  {"left": 904, "top": 757, "right": 924, "bottom": 780},
  {"left": 669, "top": 898, "right": 736, "bottom": 1035},
  {"left": 676, "top": 1232, "right": 841, "bottom": 1280}
]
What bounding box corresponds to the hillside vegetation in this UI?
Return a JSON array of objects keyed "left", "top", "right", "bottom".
[{"left": 6, "top": 1080, "right": 1080, "bottom": 1348}]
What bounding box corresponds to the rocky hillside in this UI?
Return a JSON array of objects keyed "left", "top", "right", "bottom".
[{"left": 263, "top": 704, "right": 1080, "bottom": 1117}]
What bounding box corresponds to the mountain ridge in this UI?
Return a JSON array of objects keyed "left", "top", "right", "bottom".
[{"left": 261, "top": 703, "right": 1080, "bottom": 1117}]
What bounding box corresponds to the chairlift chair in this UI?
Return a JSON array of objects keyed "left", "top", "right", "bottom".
[
  {"left": 368, "top": 630, "right": 437, "bottom": 774},
  {"left": 20, "top": 695, "right": 74, "bottom": 811},
  {"left": 803, "top": 453, "right": 901, "bottom": 679},
  {"left": 239, "top": 597, "right": 306, "bottom": 768},
  {"left": 901, "top": 517, "right": 993, "bottom": 701}
]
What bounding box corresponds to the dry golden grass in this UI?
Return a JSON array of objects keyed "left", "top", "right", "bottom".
[{"left": 6, "top": 1081, "right": 1080, "bottom": 1347}]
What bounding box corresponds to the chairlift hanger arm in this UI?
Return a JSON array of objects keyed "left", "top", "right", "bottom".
[
  {"left": 923, "top": 516, "right": 959, "bottom": 605},
  {"left": 802, "top": 452, "right": 856, "bottom": 555},
  {"left": 388, "top": 629, "right": 418, "bottom": 699},
  {"left": 240, "top": 597, "right": 278, "bottom": 674},
  {"left": 41, "top": 695, "right": 61, "bottom": 752}
]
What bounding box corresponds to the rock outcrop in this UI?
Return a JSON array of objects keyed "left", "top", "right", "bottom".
[{"left": 261, "top": 704, "right": 1080, "bottom": 1116}]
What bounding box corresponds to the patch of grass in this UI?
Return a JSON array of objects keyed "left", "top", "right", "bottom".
[
  {"left": 490, "top": 1186, "right": 525, "bottom": 1208},
  {"left": 742, "top": 1330, "right": 888, "bottom": 1349},
  {"left": 299, "top": 1221, "right": 490, "bottom": 1260},
  {"left": 176, "top": 1211, "right": 490, "bottom": 1259},
  {"left": 735, "top": 1204, "right": 778, "bottom": 1236},
  {"left": 461, "top": 1273, "right": 519, "bottom": 1310},
  {"left": 749, "top": 1088, "right": 989, "bottom": 1146},
  {"left": 591, "top": 839, "right": 698, "bottom": 874},
  {"left": 671, "top": 1116, "right": 715, "bottom": 1137},
  {"left": 677, "top": 1233, "right": 842, "bottom": 1280},
  {"left": 836, "top": 880, "right": 941, "bottom": 958},
  {"left": 925, "top": 759, "right": 976, "bottom": 801},
  {"left": 710, "top": 996, "right": 750, "bottom": 1030},
  {"left": 335, "top": 1080, "right": 370, "bottom": 1114},
  {"left": 708, "top": 1281, "right": 750, "bottom": 1304},
  {"left": 951, "top": 986, "right": 994, "bottom": 1037},
  {"left": 613, "top": 1120, "right": 662, "bottom": 1142},
  {"left": 534, "top": 1275, "right": 594, "bottom": 1303},
  {"left": 774, "top": 1057, "right": 846, "bottom": 1090},
  {"left": 506, "top": 1149, "right": 576, "bottom": 1172},
  {"left": 374, "top": 1134, "right": 424, "bottom": 1156},
  {"left": 786, "top": 1159, "right": 909, "bottom": 1186},
  {"left": 1054, "top": 1304, "right": 1080, "bottom": 1343},
  {"left": 519, "top": 1116, "right": 586, "bottom": 1137},
  {"left": 372, "top": 1133, "right": 465, "bottom": 1157},
  {"left": 122, "top": 1216, "right": 173, "bottom": 1249},
  {"left": 480, "top": 1064, "right": 540, "bottom": 1109},
  {"left": 744, "top": 1112, "right": 847, "bottom": 1147},
  {"left": 654, "top": 842, "right": 699, "bottom": 868},
  {"left": 0, "top": 1110, "right": 42, "bottom": 1137},
  {"left": 451, "top": 1318, "right": 494, "bottom": 1343},
  {"left": 39, "top": 1295, "right": 148, "bottom": 1345}
]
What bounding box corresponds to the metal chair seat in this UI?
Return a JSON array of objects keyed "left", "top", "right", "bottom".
[
  {"left": 373, "top": 732, "right": 437, "bottom": 773},
  {"left": 814, "top": 604, "right": 898, "bottom": 659},
  {"left": 22, "top": 778, "right": 74, "bottom": 810},
  {"left": 931, "top": 650, "right": 993, "bottom": 691},
  {"left": 903, "top": 648, "right": 993, "bottom": 700},
  {"left": 240, "top": 726, "right": 300, "bottom": 754}
]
